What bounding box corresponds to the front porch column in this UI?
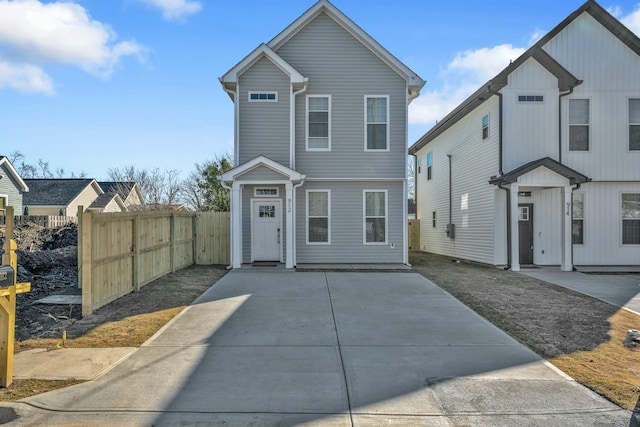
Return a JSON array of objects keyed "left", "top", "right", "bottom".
[
  {"left": 285, "top": 183, "right": 294, "bottom": 269},
  {"left": 231, "top": 182, "right": 242, "bottom": 269},
  {"left": 509, "top": 183, "right": 520, "bottom": 272},
  {"left": 561, "top": 186, "right": 573, "bottom": 272}
]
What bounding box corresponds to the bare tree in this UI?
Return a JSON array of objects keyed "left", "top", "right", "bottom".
[
  {"left": 107, "top": 166, "right": 183, "bottom": 210},
  {"left": 8, "top": 151, "right": 85, "bottom": 178},
  {"left": 407, "top": 156, "right": 416, "bottom": 200}
]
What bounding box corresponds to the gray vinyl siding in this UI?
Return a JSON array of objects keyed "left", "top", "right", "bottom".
[
  {"left": 236, "top": 166, "right": 288, "bottom": 182},
  {"left": 295, "top": 181, "right": 404, "bottom": 264},
  {"left": 0, "top": 164, "right": 24, "bottom": 213},
  {"left": 276, "top": 12, "right": 407, "bottom": 179},
  {"left": 238, "top": 57, "right": 291, "bottom": 167},
  {"left": 241, "top": 185, "right": 286, "bottom": 264}
]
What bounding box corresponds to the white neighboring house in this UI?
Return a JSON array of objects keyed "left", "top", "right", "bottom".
[{"left": 409, "top": 0, "right": 640, "bottom": 271}]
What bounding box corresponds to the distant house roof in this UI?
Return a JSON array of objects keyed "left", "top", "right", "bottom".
[
  {"left": 409, "top": 0, "right": 638, "bottom": 154},
  {"left": 489, "top": 157, "right": 591, "bottom": 186},
  {"left": 0, "top": 156, "right": 29, "bottom": 192},
  {"left": 23, "top": 179, "right": 102, "bottom": 206}
]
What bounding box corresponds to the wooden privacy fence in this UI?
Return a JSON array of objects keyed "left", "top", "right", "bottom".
[
  {"left": 79, "top": 208, "right": 230, "bottom": 316},
  {"left": 408, "top": 219, "right": 420, "bottom": 251}
]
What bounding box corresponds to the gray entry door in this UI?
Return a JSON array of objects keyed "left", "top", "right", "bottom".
[{"left": 518, "top": 204, "right": 534, "bottom": 265}]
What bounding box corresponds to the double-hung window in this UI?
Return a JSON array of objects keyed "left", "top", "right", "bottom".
[
  {"left": 482, "top": 114, "right": 489, "bottom": 140},
  {"left": 630, "top": 99, "right": 640, "bottom": 151},
  {"left": 572, "top": 193, "right": 584, "bottom": 244},
  {"left": 307, "top": 96, "right": 330, "bottom": 150},
  {"left": 622, "top": 193, "right": 640, "bottom": 244},
  {"left": 365, "top": 96, "right": 389, "bottom": 151},
  {"left": 0, "top": 196, "right": 6, "bottom": 215},
  {"left": 426, "top": 152, "right": 433, "bottom": 180},
  {"left": 307, "top": 190, "right": 330, "bottom": 244},
  {"left": 569, "top": 99, "right": 589, "bottom": 151},
  {"left": 364, "top": 190, "right": 387, "bottom": 244}
]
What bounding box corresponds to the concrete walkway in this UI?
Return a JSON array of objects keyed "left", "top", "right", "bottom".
[
  {"left": 519, "top": 268, "right": 640, "bottom": 314},
  {"left": 2, "top": 271, "right": 631, "bottom": 426}
]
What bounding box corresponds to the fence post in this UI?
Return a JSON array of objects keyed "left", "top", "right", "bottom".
[
  {"left": 1, "top": 207, "right": 13, "bottom": 267},
  {"left": 170, "top": 213, "right": 176, "bottom": 273},
  {"left": 77, "top": 206, "right": 83, "bottom": 289},
  {"left": 192, "top": 214, "right": 198, "bottom": 266},
  {"left": 133, "top": 214, "right": 141, "bottom": 292},
  {"left": 81, "top": 210, "right": 93, "bottom": 316}
]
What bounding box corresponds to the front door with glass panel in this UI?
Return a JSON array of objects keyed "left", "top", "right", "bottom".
[{"left": 252, "top": 200, "right": 281, "bottom": 262}]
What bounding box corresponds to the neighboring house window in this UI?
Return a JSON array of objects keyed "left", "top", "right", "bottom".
[
  {"left": 518, "top": 95, "right": 544, "bottom": 102},
  {"left": 307, "top": 96, "right": 331, "bottom": 150},
  {"left": 0, "top": 195, "right": 6, "bottom": 215},
  {"left": 432, "top": 211, "right": 436, "bottom": 228},
  {"left": 248, "top": 92, "right": 277, "bottom": 102},
  {"left": 622, "top": 193, "right": 640, "bottom": 244},
  {"left": 364, "top": 190, "right": 387, "bottom": 244},
  {"left": 630, "top": 98, "right": 640, "bottom": 151},
  {"left": 365, "top": 96, "right": 389, "bottom": 151},
  {"left": 427, "top": 152, "right": 433, "bottom": 180},
  {"left": 572, "top": 192, "right": 584, "bottom": 245},
  {"left": 417, "top": 158, "right": 421, "bottom": 174},
  {"left": 569, "top": 99, "right": 589, "bottom": 151},
  {"left": 307, "top": 190, "right": 330, "bottom": 244},
  {"left": 482, "top": 114, "right": 489, "bottom": 140}
]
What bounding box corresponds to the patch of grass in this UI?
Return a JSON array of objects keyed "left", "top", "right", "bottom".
[
  {"left": 0, "top": 379, "right": 83, "bottom": 402},
  {"left": 16, "top": 307, "right": 185, "bottom": 351},
  {"left": 410, "top": 251, "right": 640, "bottom": 411}
]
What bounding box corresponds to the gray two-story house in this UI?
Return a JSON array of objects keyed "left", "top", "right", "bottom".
[{"left": 220, "top": 0, "right": 424, "bottom": 268}]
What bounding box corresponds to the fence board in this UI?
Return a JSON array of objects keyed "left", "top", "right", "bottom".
[{"left": 408, "top": 219, "right": 421, "bottom": 251}]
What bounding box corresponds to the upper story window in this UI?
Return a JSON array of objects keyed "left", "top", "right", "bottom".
[
  {"left": 307, "top": 96, "right": 331, "bottom": 151},
  {"left": 572, "top": 192, "right": 584, "bottom": 245},
  {"left": 622, "top": 193, "right": 640, "bottom": 245},
  {"left": 482, "top": 114, "right": 489, "bottom": 140},
  {"left": 426, "top": 152, "right": 433, "bottom": 180},
  {"left": 365, "top": 96, "right": 389, "bottom": 151},
  {"left": 518, "top": 95, "right": 544, "bottom": 103},
  {"left": 569, "top": 99, "right": 589, "bottom": 151},
  {"left": 629, "top": 98, "right": 640, "bottom": 151},
  {"left": 248, "top": 92, "right": 278, "bottom": 102}
]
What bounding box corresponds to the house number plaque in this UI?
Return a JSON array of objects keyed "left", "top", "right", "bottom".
[{"left": 287, "top": 198, "right": 292, "bottom": 213}]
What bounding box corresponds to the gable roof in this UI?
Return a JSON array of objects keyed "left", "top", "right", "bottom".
[
  {"left": 88, "top": 191, "right": 126, "bottom": 211},
  {"left": 489, "top": 157, "right": 591, "bottom": 186},
  {"left": 267, "top": 0, "right": 424, "bottom": 99},
  {"left": 219, "top": 44, "right": 308, "bottom": 99},
  {"left": 23, "top": 179, "right": 102, "bottom": 206},
  {"left": 409, "top": 0, "right": 639, "bottom": 155},
  {"left": 0, "top": 156, "right": 29, "bottom": 192},
  {"left": 97, "top": 181, "right": 143, "bottom": 202},
  {"left": 221, "top": 155, "right": 305, "bottom": 183}
]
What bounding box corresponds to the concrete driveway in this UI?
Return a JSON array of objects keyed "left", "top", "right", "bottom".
[{"left": 3, "top": 271, "right": 631, "bottom": 426}]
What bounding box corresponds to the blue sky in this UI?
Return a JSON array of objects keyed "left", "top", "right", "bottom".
[{"left": 1, "top": 0, "right": 639, "bottom": 180}]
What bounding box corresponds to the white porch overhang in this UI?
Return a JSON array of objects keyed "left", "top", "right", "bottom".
[
  {"left": 221, "top": 156, "right": 306, "bottom": 270},
  {"left": 490, "top": 157, "right": 590, "bottom": 272}
]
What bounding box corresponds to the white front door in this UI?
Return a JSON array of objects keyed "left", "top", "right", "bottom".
[{"left": 252, "top": 199, "right": 281, "bottom": 261}]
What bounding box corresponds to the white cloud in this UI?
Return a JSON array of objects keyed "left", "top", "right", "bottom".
[
  {"left": 133, "top": 0, "right": 202, "bottom": 22},
  {"left": 620, "top": 4, "right": 640, "bottom": 35},
  {"left": 0, "top": 60, "right": 53, "bottom": 94},
  {"left": 0, "top": 0, "right": 144, "bottom": 94},
  {"left": 410, "top": 44, "right": 525, "bottom": 125}
]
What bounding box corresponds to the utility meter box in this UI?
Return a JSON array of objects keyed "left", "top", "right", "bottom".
[{"left": 446, "top": 223, "right": 455, "bottom": 239}]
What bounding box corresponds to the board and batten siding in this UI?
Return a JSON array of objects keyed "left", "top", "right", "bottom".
[
  {"left": 543, "top": 12, "right": 640, "bottom": 181},
  {"left": 0, "top": 164, "right": 24, "bottom": 213},
  {"left": 574, "top": 182, "right": 640, "bottom": 265},
  {"left": 238, "top": 57, "right": 291, "bottom": 167},
  {"left": 415, "top": 97, "right": 500, "bottom": 264},
  {"left": 276, "top": 12, "right": 407, "bottom": 179},
  {"left": 502, "top": 58, "right": 561, "bottom": 172},
  {"left": 241, "top": 184, "right": 286, "bottom": 264},
  {"left": 295, "top": 181, "right": 404, "bottom": 264}
]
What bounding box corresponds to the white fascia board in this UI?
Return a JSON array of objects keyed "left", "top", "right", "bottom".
[
  {"left": 0, "top": 157, "right": 29, "bottom": 192},
  {"left": 219, "top": 44, "right": 306, "bottom": 88},
  {"left": 221, "top": 155, "right": 305, "bottom": 183},
  {"left": 267, "top": 0, "right": 425, "bottom": 97}
]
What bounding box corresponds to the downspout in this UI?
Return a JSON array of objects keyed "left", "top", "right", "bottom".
[
  {"left": 558, "top": 87, "right": 574, "bottom": 164},
  {"left": 446, "top": 154, "right": 453, "bottom": 235},
  {"left": 220, "top": 181, "right": 233, "bottom": 270},
  {"left": 488, "top": 84, "right": 510, "bottom": 269},
  {"left": 221, "top": 84, "right": 239, "bottom": 163},
  {"left": 292, "top": 179, "right": 305, "bottom": 267},
  {"left": 290, "top": 80, "right": 308, "bottom": 169}
]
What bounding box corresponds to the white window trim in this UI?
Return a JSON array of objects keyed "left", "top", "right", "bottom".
[
  {"left": 0, "top": 194, "right": 7, "bottom": 215},
  {"left": 254, "top": 187, "right": 279, "bottom": 197},
  {"left": 629, "top": 97, "right": 640, "bottom": 152},
  {"left": 568, "top": 98, "right": 591, "bottom": 152},
  {"left": 306, "top": 190, "right": 331, "bottom": 245},
  {"left": 306, "top": 95, "right": 331, "bottom": 152},
  {"left": 621, "top": 192, "right": 640, "bottom": 246},
  {"left": 364, "top": 95, "right": 390, "bottom": 152},
  {"left": 248, "top": 91, "right": 278, "bottom": 102},
  {"left": 517, "top": 94, "right": 545, "bottom": 103},
  {"left": 363, "top": 189, "right": 388, "bottom": 245}
]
